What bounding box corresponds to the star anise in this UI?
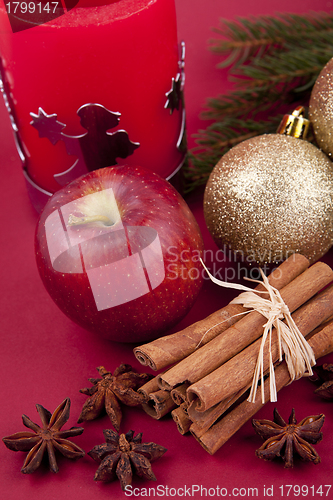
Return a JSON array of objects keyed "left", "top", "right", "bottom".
[
  {"left": 88, "top": 429, "right": 167, "bottom": 491},
  {"left": 252, "top": 408, "right": 325, "bottom": 468},
  {"left": 77, "top": 364, "right": 152, "bottom": 431},
  {"left": 2, "top": 398, "right": 85, "bottom": 474},
  {"left": 311, "top": 363, "right": 333, "bottom": 400}
]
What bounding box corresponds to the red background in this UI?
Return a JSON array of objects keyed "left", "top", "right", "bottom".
[{"left": 1, "top": 1, "right": 333, "bottom": 499}]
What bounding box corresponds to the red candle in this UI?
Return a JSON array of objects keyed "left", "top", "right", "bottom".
[{"left": 0, "top": 0, "right": 184, "bottom": 208}]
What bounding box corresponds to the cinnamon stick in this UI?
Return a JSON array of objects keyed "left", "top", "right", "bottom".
[
  {"left": 192, "top": 319, "right": 333, "bottom": 455},
  {"left": 188, "top": 385, "right": 250, "bottom": 438},
  {"left": 141, "top": 389, "right": 176, "bottom": 419},
  {"left": 187, "top": 282, "right": 333, "bottom": 412},
  {"left": 137, "top": 375, "right": 161, "bottom": 401},
  {"left": 170, "top": 383, "right": 190, "bottom": 406},
  {"left": 158, "top": 261, "right": 333, "bottom": 391},
  {"left": 180, "top": 401, "right": 189, "bottom": 416},
  {"left": 171, "top": 406, "right": 192, "bottom": 435},
  {"left": 134, "top": 254, "right": 309, "bottom": 370},
  {"left": 138, "top": 374, "right": 177, "bottom": 418}
]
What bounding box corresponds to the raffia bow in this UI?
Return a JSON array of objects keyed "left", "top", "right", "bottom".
[{"left": 200, "top": 259, "right": 316, "bottom": 403}]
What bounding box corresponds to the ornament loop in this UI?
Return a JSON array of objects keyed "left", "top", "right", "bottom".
[{"left": 277, "top": 106, "right": 310, "bottom": 139}]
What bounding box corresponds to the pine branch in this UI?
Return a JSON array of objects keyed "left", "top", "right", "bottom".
[
  {"left": 234, "top": 46, "right": 331, "bottom": 86},
  {"left": 202, "top": 83, "right": 307, "bottom": 121},
  {"left": 210, "top": 11, "right": 333, "bottom": 67},
  {"left": 185, "top": 11, "right": 333, "bottom": 193}
]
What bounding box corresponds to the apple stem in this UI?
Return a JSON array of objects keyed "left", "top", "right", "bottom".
[{"left": 68, "top": 214, "right": 114, "bottom": 227}]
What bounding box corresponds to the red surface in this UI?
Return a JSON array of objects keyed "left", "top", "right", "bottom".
[{"left": 1, "top": 1, "right": 333, "bottom": 499}]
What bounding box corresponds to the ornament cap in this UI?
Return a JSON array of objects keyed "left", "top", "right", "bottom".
[{"left": 277, "top": 106, "right": 310, "bottom": 139}]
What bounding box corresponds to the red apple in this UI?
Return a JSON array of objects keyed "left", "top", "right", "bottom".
[{"left": 35, "top": 165, "right": 204, "bottom": 342}]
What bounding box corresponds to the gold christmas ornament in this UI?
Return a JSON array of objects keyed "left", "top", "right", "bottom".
[
  {"left": 203, "top": 108, "right": 333, "bottom": 265},
  {"left": 309, "top": 57, "right": 333, "bottom": 157}
]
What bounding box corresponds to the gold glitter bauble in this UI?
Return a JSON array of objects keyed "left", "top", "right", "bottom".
[
  {"left": 203, "top": 134, "right": 333, "bottom": 265},
  {"left": 309, "top": 57, "right": 333, "bottom": 157}
]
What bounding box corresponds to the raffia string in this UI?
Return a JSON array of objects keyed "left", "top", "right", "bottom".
[{"left": 200, "top": 259, "right": 316, "bottom": 403}]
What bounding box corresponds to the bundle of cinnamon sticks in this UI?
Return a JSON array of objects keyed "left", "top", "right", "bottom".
[{"left": 134, "top": 254, "right": 333, "bottom": 454}]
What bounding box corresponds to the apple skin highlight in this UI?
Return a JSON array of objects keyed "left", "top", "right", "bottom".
[{"left": 35, "top": 166, "right": 204, "bottom": 342}]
